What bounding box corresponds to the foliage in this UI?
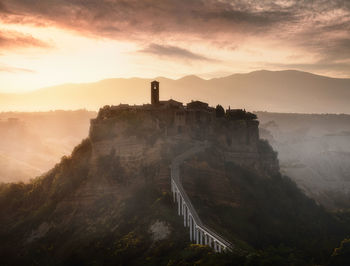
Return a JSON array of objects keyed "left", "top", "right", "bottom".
[
  {"left": 1, "top": 134, "right": 350, "bottom": 265},
  {"left": 226, "top": 109, "right": 257, "bottom": 120},
  {"left": 258, "top": 139, "right": 277, "bottom": 156},
  {"left": 0, "top": 138, "right": 92, "bottom": 228},
  {"left": 215, "top": 105, "right": 225, "bottom": 118},
  {"left": 329, "top": 239, "right": 350, "bottom": 266},
  {"left": 182, "top": 156, "right": 350, "bottom": 265},
  {"left": 96, "top": 149, "right": 126, "bottom": 183}
]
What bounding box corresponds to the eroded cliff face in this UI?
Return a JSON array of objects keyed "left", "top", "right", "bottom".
[
  {"left": 35, "top": 104, "right": 279, "bottom": 233},
  {"left": 88, "top": 105, "right": 279, "bottom": 179}
]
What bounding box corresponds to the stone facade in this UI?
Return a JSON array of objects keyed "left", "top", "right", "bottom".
[{"left": 88, "top": 81, "right": 279, "bottom": 177}]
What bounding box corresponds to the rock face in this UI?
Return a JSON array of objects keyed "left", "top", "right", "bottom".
[
  {"left": 149, "top": 220, "right": 171, "bottom": 241},
  {"left": 88, "top": 102, "right": 279, "bottom": 179}
]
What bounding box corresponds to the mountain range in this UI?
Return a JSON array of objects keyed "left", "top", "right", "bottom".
[{"left": 1, "top": 70, "right": 350, "bottom": 113}]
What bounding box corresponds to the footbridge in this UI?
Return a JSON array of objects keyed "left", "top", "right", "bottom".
[{"left": 170, "top": 144, "right": 232, "bottom": 252}]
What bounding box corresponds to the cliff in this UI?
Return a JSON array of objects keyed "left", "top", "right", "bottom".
[
  {"left": 0, "top": 102, "right": 348, "bottom": 265},
  {"left": 88, "top": 102, "right": 279, "bottom": 179}
]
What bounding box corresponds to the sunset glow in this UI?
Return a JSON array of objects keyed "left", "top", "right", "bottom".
[{"left": 1, "top": 0, "right": 349, "bottom": 93}]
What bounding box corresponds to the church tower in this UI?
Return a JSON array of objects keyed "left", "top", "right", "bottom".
[{"left": 151, "top": 80, "right": 159, "bottom": 105}]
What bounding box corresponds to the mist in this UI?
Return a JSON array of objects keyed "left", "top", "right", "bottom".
[
  {"left": 258, "top": 112, "right": 350, "bottom": 209},
  {"left": 0, "top": 110, "right": 96, "bottom": 183},
  {"left": 2, "top": 108, "right": 350, "bottom": 210}
]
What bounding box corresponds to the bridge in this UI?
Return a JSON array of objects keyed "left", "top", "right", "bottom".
[{"left": 170, "top": 144, "right": 232, "bottom": 252}]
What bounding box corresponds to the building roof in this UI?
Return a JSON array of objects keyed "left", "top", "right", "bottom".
[
  {"left": 160, "top": 99, "right": 183, "bottom": 108},
  {"left": 186, "top": 100, "right": 209, "bottom": 110}
]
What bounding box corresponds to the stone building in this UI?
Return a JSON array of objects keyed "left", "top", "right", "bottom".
[
  {"left": 89, "top": 80, "right": 278, "bottom": 176},
  {"left": 151, "top": 80, "right": 159, "bottom": 105}
]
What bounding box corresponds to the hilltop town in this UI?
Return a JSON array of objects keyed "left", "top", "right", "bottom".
[{"left": 90, "top": 81, "right": 279, "bottom": 178}]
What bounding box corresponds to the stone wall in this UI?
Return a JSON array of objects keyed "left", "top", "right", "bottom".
[{"left": 88, "top": 104, "right": 279, "bottom": 178}]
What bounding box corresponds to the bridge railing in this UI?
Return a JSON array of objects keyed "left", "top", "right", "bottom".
[{"left": 170, "top": 145, "right": 232, "bottom": 252}]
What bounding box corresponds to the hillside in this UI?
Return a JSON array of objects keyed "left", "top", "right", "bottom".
[
  {"left": 181, "top": 148, "right": 348, "bottom": 263},
  {"left": 257, "top": 112, "right": 350, "bottom": 209},
  {"left": 2, "top": 110, "right": 350, "bottom": 210},
  {"left": 1, "top": 102, "right": 350, "bottom": 265},
  {"left": 1, "top": 70, "right": 350, "bottom": 113}
]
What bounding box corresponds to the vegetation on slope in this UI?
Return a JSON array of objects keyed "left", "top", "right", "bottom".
[
  {"left": 182, "top": 148, "right": 350, "bottom": 265},
  {"left": 1, "top": 136, "right": 350, "bottom": 265},
  {"left": 0, "top": 138, "right": 241, "bottom": 265}
]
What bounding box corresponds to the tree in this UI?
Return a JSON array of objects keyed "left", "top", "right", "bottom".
[{"left": 216, "top": 105, "right": 225, "bottom": 118}]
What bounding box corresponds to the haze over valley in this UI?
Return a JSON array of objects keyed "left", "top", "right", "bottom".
[
  {"left": 0, "top": 110, "right": 95, "bottom": 182},
  {"left": 258, "top": 112, "right": 350, "bottom": 209},
  {"left": 3, "top": 108, "right": 350, "bottom": 211},
  {"left": 1, "top": 70, "right": 350, "bottom": 113}
]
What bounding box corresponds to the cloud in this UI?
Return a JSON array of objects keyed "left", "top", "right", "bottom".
[
  {"left": 0, "top": 1, "right": 7, "bottom": 13},
  {"left": 139, "top": 44, "right": 216, "bottom": 62},
  {"left": 1, "top": 0, "right": 350, "bottom": 75},
  {"left": 0, "top": 64, "right": 35, "bottom": 73},
  {"left": 0, "top": 1, "right": 298, "bottom": 38},
  {"left": 0, "top": 1, "right": 347, "bottom": 39},
  {"left": 0, "top": 1, "right": 347, "bottom": 43},
  {"left": 0, "top": 30, "right": 51, "bottom": 49}
]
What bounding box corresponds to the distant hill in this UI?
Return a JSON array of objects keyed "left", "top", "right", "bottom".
[{"left": 1, "top": 70, "right": 350, "bottom": 113}]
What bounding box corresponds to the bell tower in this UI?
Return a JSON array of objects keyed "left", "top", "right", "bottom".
[{"left": 151, "top": 80, "right": 159, "bottom": 105}]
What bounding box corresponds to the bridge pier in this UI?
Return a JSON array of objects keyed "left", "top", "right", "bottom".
[
  {"left": 208, "top": 236, "right": 212, "bottom": 247},
  {"left": 187, "top": 209, "right": 190, "bottom": 228},
  {"left": 197, "top": 229, "right": 199, "bottom": 244},
  {"left": 189, "top": 217, "right": 193, "bottom": 241},
  {"left": 192, "top": 222, "right": 196, "bottom": 243},
  {"left": 194, "top": 227, "right": 197, "bottom": 243},
  {"left": 180, "top": 196, "right": 182, "bottom": 215},
  {"left": 172, "top": 181, "right": 176, "bottom": 202}
]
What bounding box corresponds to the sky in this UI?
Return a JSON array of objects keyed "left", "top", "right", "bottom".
[{"left": 0, "top": 0, "right": 350, "bottom": 93}]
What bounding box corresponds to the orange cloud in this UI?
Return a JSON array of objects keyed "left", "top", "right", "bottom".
[
  {"left": 0, "top": 0, "right": 350, "bottom": 83},
  {"left": 139, "top": 44, "right": 217, "bottom": 62},
  {"left": 0, "top": 64, "right": 35, "bottom": 73},
  {"left": 0, "top": 30, "right": 51, "bottom": 50}
]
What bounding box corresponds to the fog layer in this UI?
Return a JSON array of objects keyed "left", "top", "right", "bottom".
[
  {"left": 0, "top": 110, "right": 96, "bottom": 182},
  {"left": 258, "top": 112, "right": 350, "bottom": 209}
]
